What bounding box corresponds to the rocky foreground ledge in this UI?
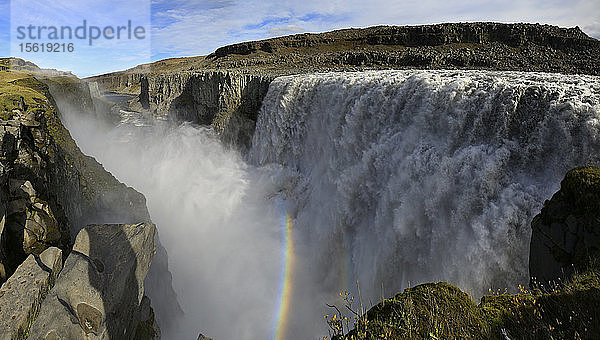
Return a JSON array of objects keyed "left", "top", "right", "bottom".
[{"left": 0, "top": 223, "right": 159, "bottom": 340}]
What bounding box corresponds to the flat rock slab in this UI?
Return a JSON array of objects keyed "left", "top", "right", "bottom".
[
  {"left": 0, "top": 247, "right": 63, "bottom": 340},
  {"left": 29, "top": 223, "right": 156, "bottom": 340}
]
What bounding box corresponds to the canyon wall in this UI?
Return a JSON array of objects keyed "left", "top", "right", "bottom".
[
  {"left": 91, "top": 71, "right": 274, "bottom": 149},
  {"left": 0, "top": 60, "right": 172, "bottom": 338}
]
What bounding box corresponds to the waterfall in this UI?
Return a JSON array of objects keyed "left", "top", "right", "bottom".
[
  {"left": 249, "top": 70, "right": 600, "bottom": 304},
  {"left": 61, "top": 70, "right": 600, "bottom": 339}
]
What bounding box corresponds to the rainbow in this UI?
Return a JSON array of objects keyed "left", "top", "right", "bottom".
[{"left": 273, "top": 213, "right": 295, "bottom": 340}]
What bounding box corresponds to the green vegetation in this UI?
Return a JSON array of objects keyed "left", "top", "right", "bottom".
[
  {"left": 0, "top": 68, "right": 48, "bottom": 119},
  {"left": 560, "top": 167, "right": 600, "bottom": 214},
  {"left": 329, "top": 262, "right": 600, "bottom": 339},
  {"left": 0, "top": 58, "right": 148, "bottom": 232},
  {"left": 531, "top": 166, "right": 600, "bottom": 279}
]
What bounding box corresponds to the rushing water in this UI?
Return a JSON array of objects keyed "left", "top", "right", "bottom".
[{"left": 61, "top": 70, "right": 600, "bottom": 339}]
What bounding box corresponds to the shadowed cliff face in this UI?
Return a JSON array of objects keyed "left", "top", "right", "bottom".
[
  {"left": 0, "top": 64, "right": 148, "bottom": 283},
  {"left": 43, "top": 77, "right": 183, "bottom": 335},
  {"left": 0, "top": 60, "right": 164, "bottom": 338},
  {"left": 530, "top": 167, "right": 600, "bottom": 286}
]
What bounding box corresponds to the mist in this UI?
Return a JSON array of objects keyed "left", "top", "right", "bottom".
[
  {"left": 57, "top": 104, "right": 335, "bottom": 339},
  {"left": 53, "top": 69, "right": 600, "bottom": 340}
]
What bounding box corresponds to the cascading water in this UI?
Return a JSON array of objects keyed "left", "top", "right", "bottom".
[
  {"left": 60, "top": 70, "right": 599, "bottom": 340},
  {"left": 60, "top": 111, "right": 289, "bottom": 339},
  {"left": 250, "top": 70, "right": 600, "bottom": 300}
]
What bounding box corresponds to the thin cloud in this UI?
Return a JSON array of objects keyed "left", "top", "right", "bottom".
[
  {"left": 3, "top": 0, "right": 599, "bottom": 74},
  {"left": 268, "top": 24, "right": 305, "bottom": 37}
]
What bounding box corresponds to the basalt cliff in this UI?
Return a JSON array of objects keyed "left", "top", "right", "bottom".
[{"left": 0, "top": 58, "right": 177, "bottom": 339}]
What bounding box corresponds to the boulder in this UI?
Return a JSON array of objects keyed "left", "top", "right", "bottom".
[
  {"left": 0, "top": 180, "right": 61, "bottom": 281},
  {"left": 529, "top": 167, "right": 600, "bottom": 287},
  {"left": 29, "top": 223, "right": 156, "bottom": 339},
  {"left": 0, "top": 247, "right": 63, "bottom": 340}
]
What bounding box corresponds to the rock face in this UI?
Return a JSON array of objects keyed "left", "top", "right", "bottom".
[
  {"left": 39, "top": 71, "right": 183, "bottom": 334},
  {"left": 142, "top": 71, "right": 273, "bottom": 148},
  {"left": 0, "top": 247, "right": 62, "bottom": 340},
  {"left": 0, "top": 59, "right": 179, "bottom": 337},
  {"left": 0, "top": 61, "right": 149, "bottom": 282},
  {"left": 529, "top": 167, "right": 600, "bottom": 286},
  {"left": 207, "top": 23, "right": 599, "bottom": 75},
  {"left": 90, "top": 70, "right": 273, "bottom": 149},
  {"left": 29, "top": 223, "right": 157, "bottom": 339},
  {"left": 0, "top": 179, "right": 62, "bottom": 279},
  {"left": 0, "top": 109, "right": 71, "bottom": 282}
]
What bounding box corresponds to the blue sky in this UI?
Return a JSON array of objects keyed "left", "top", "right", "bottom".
[{"left": 1, "top": 0, "right": 599, "bottom": 77}]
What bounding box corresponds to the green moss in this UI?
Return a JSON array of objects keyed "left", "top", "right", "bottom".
[
  {"left": 342, "top": 282, "right": 488, "bottom": 339},
  {"left": 0, "top": 71, "right": 47, "bottom": 116},
  {"left": 338, "top": 262, "right": 600, "bottom": 340},
  {"left": 560, "top": 167, "right": 600, "bottom": 213},
  {"left": 481, "top": 261, "right": 600, "bottom": 339}
]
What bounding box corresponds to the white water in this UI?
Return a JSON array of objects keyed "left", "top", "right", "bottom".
[
  {"left": 61, "top": 70, "right": 600, "bottom": 339},
  {"left": 60, "top": 112, "right": 292, "bottom": 339},
  {"left": 249, "top": 70, "right": 600, "bottom": 306}
]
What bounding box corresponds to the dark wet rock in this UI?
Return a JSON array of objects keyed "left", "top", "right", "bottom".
[
  {"left": 29, "top": 223, "right": 156, "bottom": 339},
  {"left": 0, "top": 247, "right": 63, "bottom": 340},
  {"left": 133, "top": 296, "right": 161, "bottom": 340},
  {"left": 529, "top": 167, "right": 600, "bottom": 286},
  {"left": 0, "top": 178, "right": 63, "bottom": 282}
]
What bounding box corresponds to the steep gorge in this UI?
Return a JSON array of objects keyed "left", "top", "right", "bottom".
[
  {"left": 72, "top": 69, "right": 600, "bottom": 339},
  {"left": 0, "top": 59, "right": 165, "bottom": 338}
]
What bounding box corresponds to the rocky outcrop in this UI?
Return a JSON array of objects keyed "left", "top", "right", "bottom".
[
  {"left": 37, "top": 71, "right": 183, "bottom": 334},
  {"left": 0, "top": 101, "right": 73, "bottom": 282},
  {"left": 529, "top": 167, "right": 600, "bottom": 286},
  {"left": 334, "top": 268, "right": 600, "bottom": 339},
  {"left": 91, "top": 72, "right": 145, "bottom": 95},
  {"left": 29, "top": 223, "right": 157, "bottom": 339},
  {"left": 205, "top": 22, "right": 600, "bottom": 75},
  {"left": 0, "top": 247, "right": 62, "bottom": 340},
  {"left": 0, "top": 179, "right": 63, "bottom": 281},
  {"left": 138, "top": 71, "right": 273, "bottom": 148},
  {"left": 0, "top": 59, "right": 181, "bottom": 337}
]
